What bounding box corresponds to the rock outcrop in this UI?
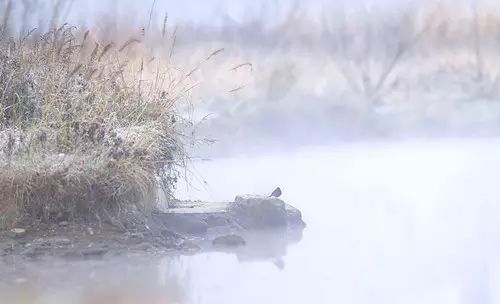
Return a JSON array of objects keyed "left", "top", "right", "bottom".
[{"left": 230, "top": 195, "right": 304, "bottom": 229}]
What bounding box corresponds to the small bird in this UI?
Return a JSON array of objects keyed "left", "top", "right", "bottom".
[{"left": 269, "top": 187, "right": 282, "bottom": 198}]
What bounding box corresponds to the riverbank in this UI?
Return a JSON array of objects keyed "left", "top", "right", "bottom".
[{"left": 0, "top": 196, "right": 305, "bottom": 262}]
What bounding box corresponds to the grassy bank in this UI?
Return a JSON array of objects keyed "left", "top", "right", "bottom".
[{"left": 0, "top": 23, "right": 194, "bottom": 228}]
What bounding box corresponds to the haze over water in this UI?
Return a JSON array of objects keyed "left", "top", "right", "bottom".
[
  {"left": 3, "top": 139, "right": 500, "bottom": 303},
  {"left": 174, "top": 138, "right": 500, "bottom": 303}
]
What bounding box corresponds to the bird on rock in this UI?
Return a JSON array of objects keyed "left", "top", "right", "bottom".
[{"left": 269, "top": 187, "right": 282, "bottom": 198}]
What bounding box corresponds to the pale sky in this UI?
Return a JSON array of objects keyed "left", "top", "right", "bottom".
[
  {"left": 66, "top": 0, "right": 421, "bottom": 27},
  {"left": 10, "top": 0, "right": 478, "bottom": 31},
  {"left": 68, "top": 0, "right": 320, "bottom": 27}
]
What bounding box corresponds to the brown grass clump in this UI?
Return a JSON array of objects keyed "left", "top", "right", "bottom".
[{"left": 0, "top": 24, "right": 192, "bottom": 229}]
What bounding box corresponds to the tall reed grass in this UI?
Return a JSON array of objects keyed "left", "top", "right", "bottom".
[{"left": 0, "top": 14, "right": 207, "bottom": 228}]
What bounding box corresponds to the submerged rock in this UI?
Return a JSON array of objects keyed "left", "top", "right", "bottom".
[{"left": 212, "top": 234, "right": 246, "bottom": 247}]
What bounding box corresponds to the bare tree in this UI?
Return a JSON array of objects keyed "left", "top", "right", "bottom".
[{"left": 325, "top": 5, "right": 429, "bottom": 107}]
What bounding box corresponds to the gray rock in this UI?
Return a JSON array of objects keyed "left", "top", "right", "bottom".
[
  {"left": 179, "top": 240, "right": 201, "bottom": 252},
  {"left": 182, "top": 218, "right": 209, "bottom": 234},
  {"left": 161, "top": 229, "right": 185, "bottom": 240},
  {"left": 204, "top": 214, "right": 228, "bottom": 227},
  {"left": 212, "top": 234, "right": 246, "bottom": 247},
  {"left": 161, "top": 215, "right": 209, "bottom": 234},
  {"left": 8, "top": 228, "right": 27, "bottom": 239},
  {"left": 135, "top": 242, "right": 153, "bottom": 251},
  {"left": 22, "top": 246, "right": 48, "bottom": 258},
  {"left": 285, "top": 204, "right": 306, "bottom": 227},
  {"left": 62, "top": 251, "right": 83, "bottom": 259},
  {"left": 81, "top": 248, "right": 108, "bottom": 258},
  {"left": 50, "top": 238, "right": 72, "bottom": 247},
  {"left": 232, "top": 195, "right": 288, "bottom": 228},
  {"left": 30, "top": 237, "right": 71, "bottom": 249},
  {"left": 126, "top": 232, "right": 144, "bottom": 240}
]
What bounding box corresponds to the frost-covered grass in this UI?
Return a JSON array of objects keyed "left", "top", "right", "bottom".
[{"left": 0, "top": 23, "right": 200, "bottom": 228}]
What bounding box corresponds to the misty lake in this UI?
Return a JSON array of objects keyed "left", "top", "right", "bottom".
[{"left": 3, "top": 138, "right": 500, "bottom": 304}]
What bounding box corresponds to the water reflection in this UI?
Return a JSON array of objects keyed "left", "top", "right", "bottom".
[
  {"left": 0, "top": 257, "right": 189, "bottom": 304},
  {"left": 0, "top": 226, "right": 303, "bottom": 304},
  {"left": 233, "top": 228, "right": 303, "bottom": 266}
]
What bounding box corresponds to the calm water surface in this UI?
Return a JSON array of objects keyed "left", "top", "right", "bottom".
[{"left": 3, "top": 139, "right": 500, "bottom": 304}]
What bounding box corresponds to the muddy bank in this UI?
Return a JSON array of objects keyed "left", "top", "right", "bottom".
[{"left": 0, "top": 195, "right": 305, "bottom": 263}]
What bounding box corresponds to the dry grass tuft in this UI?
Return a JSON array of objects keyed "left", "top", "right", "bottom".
[{"left": 0, "top": 24, "right": 194, "bottom": 228}]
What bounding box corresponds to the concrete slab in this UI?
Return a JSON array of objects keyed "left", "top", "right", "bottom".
[{"left": 164, "top": 201, "right": 231, "bottom": 214}]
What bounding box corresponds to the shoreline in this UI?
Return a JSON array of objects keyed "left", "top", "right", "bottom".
[{"left": 0, "top": 197, "right": 305, "bottom": 262}]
